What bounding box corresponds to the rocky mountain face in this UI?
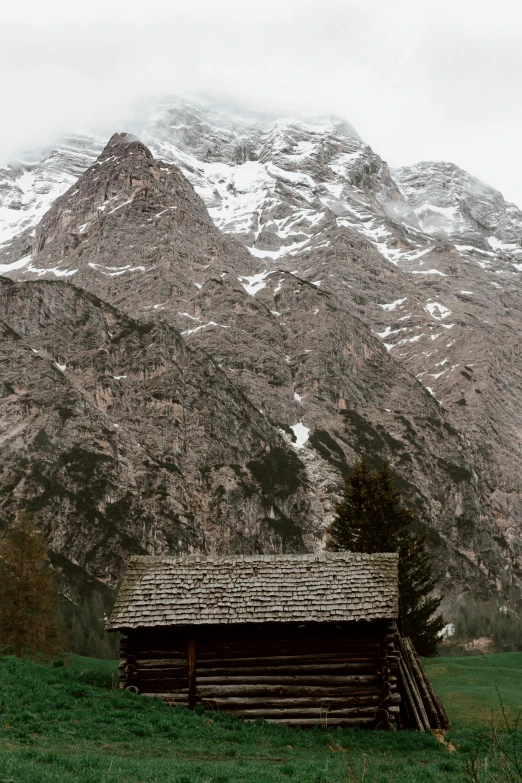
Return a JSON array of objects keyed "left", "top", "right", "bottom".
[
  {"left": 2, "top": 97, "right": 522, "bottom": 615},
  {"left": 0, "top": 275, "right": 323, "bottom": 587}
]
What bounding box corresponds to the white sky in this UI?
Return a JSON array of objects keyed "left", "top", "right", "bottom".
[{"left": 2, "top": 0, "right": 522, "bottom": 206}]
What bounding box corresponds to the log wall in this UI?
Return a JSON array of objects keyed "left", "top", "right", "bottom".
[{"left": 119, "top": 620, "right": 400, "bottom": 728}]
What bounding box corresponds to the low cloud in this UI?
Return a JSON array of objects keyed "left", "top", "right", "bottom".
[{"left": 1, "top": 0, "right": 521, "bottom": 205}]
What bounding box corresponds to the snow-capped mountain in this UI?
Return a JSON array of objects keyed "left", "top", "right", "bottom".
[
  {"left": 2, "top": 95, "right": 522, "bottom": 612},
  {"left": 393, "top": 161, "right": 522, "bottom": 246},
  {"left": 0, "top": 133, "right": 108, "bottom": 247}
]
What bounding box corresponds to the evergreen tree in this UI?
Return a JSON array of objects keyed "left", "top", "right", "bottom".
[
  {"left": 328, "top": 459, "right": 444, "bottom": 655},
  {"left": 57, "top": 589, "right": 119, "bottom": 659},
  {"left": 0, "top": 510, "right": 64, "bottom": 660}
]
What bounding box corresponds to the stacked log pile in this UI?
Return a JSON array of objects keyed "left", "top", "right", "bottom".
[{"left": 395, "top": 635, "right": 450, "bottom": 731}]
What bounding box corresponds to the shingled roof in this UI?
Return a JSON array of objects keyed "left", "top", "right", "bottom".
[{"left": 106, "top": 552, "right": 399, "bottom": 631}]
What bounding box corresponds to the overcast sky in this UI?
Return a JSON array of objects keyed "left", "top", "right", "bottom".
[{"left": 2, "top": 0, "right": 521, "bottom": 205}]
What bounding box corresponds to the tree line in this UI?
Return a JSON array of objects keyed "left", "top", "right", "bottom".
[{"left": 0, "top": 510, "right": 117, "bottom": 661}]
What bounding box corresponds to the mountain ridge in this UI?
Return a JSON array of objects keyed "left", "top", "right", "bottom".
[{"left": 1, "top": 97, "right": 522, "bottom": 615}]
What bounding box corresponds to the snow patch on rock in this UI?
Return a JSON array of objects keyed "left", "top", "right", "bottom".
[{"left": 290, "top": 422, "right": 310, "bottom": 449}]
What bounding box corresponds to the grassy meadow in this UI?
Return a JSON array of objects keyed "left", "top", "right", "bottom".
[
  {"left": 1, "top": 652, "right": 521, "bottom": 783},
  {"left": 424, "top": 652, "right": 522, "bottom": 725}
]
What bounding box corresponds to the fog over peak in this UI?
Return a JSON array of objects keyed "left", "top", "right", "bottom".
[{"left": 1, "top": 0, "right": 521, "bottom": 206}]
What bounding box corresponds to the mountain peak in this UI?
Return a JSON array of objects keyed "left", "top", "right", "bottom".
[
  {"left": 101, "top": 132, "right": 153, "bottom": 162},
  {"left": 0, "top": 121, "right": 257, "bottom": 300},
  {"left": 24, "top": 130, "right": 206, "bottom": 262}
]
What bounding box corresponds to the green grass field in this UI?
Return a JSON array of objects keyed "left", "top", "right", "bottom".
[
  {"left": 1, "top": 652, "right": 521, "bottom": 783},
  {"left": 424, "top": 652, "right": 522, "bottom": 725}
]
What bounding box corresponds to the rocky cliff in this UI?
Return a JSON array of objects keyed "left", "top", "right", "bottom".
[
  {"left": 0, "top": 274, "right": 324, "bottom": 586},
  {"left": 2, "top": 97, "right": 522, "bottom": 614}
]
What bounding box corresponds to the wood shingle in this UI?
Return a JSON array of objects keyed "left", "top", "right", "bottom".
[{"left": 106, "top": 551, "right": 399, "bottom": 630}]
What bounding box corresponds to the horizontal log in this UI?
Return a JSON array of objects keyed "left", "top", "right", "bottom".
[
  {"left": 197, "top": 674, "right": 396, "bottom": 685},
  {"left": 138, "top": 677, "right": 189, "bottom": 686},
  {"left": 210, "top": 706, "right": 401, "bottom": 718},
  {"left": 138, "top": 668, "right": 188, "bottom": 677},
  {"left": 197, "top": 652, "right": 384, "bottom": 663},
  {"left": 131, "top": 646, "right": 389, "bottom": 660},
  {"left": 222, "top": 708, "right": 375, "bottom": 719},
  {"left": 130, "top": 654, "right": 398, "bottom": 670},
  {"left": 139, "top": 637, "right": 384, "bottom": 649},
  {"left": 196, "top": 654, "right": 382, "bottom": 669},
  {"left": 136, "top": 658, "right": 188, "bottom": 668},
  {"left": 131, "top": 650, "right": 188, "bottom": 659},
  {"left": 197, "top": 642, "right": 384, "bottom": 657},
  {"left": 158, "top": 627, "right": 388, "bottom": 637},
  {"left": 134, "top": 661, "right": 397, "bottom": 675},
  {"left": 196, "top": 674, "right": 381, "bottom": 686},
  {"left": 196, "top": 663, "right": 382, "bottom": 677},
  {"left": 200, "top": 693, "right": 401, "bottom": 712},
  {"left": 200, "top": 693, "right": 401, "bottom": 709},
  {"left": 197, "top": 684, "right": 383, "bottom": 697},
  {"left": 227, "top": 662, "right": 384, "bottom": 672},
  {"left": 196, "top": 687, "right": 397, "bottom": 699},
  {"left": 200, "top": 634, "right": 386, "bottom": 645},
  {"left": 126, "top": 631, "right": 397, "bottom": 653},
  {"left": 130, "top": 646, "right": 393, "bottom": 658},
  {"left": 130, "top": 636, "right": 392, "bottom": 659},
  {"left": 136, "top": 681, "right": 189, "bottom": 690},
  {"left": 136, "top": 683, "right": 189, "bottom": 691},
  {"left": 198, "top": 636, "right": 385, "bottom": 646},
  {"left": 202, "top": 654, "right": 399, "bottom": 665},
  {"left": 132, "top": 677, "right": 396, "bottom": 691},
  {"left": 254, "top": 718, "right": 378, "bottom": 726},
  {"left": 138, "top": 675, "right": 188, "bottom": 683}
]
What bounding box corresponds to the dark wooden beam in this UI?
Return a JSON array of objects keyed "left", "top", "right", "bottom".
[{"left": 188, "top": 639, "right": 196, "bottom": 710}]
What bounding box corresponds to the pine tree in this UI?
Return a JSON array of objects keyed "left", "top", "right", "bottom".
[
  {"left": 328, "top": 459, "right": 444, "bottom": 655},
  {"left": 0, "top": 510, "right": 64, "bottom": 660},
  {"left": 59, "top": 590, "right": 119, "bottom": 659}
]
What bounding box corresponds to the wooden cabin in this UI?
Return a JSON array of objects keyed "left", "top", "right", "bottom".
[{"left": 107, "top": 552, "right": 448, "bottom": 730}]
